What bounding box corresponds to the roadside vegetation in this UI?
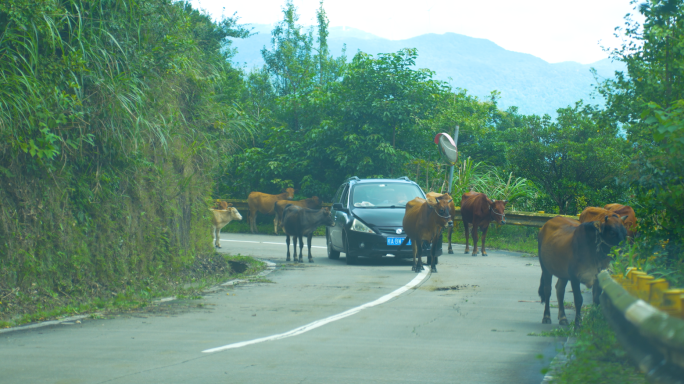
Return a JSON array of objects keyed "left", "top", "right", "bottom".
[{"left": 1, "top": 7, "right": 682, "bottom": 384}]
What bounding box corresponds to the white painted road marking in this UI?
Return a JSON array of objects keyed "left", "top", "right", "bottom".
[
  {"left": 202, "top": 267, "right": 430, "bottom": 353},
  {"left": 221, "top": 239, "right": 326, "bottom": 249}
]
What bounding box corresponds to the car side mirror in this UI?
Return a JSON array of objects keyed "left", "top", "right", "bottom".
[{"left": 332, "top": 203, "right": 345, "bottom": 211}]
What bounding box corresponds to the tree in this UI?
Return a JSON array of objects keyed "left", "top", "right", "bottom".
[{"left": 507, "top": 103, "right": 629, "bottom": 214}]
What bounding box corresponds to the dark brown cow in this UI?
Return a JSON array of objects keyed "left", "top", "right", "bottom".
[
  {"left": 398, "top": 193, "right": 452, "bottom": 273},
  {"left": 460, "top": 192, "right": 507, "bottom": 256},
  {"left": 605, "top": 204, "right": 638, "bottom": 238},
  {"left": 427, "top": 192, "right": 458, "bottom": 254},
  {"left": 247, "top": 188, "right": 295, "bottom": 233},
  {"left": 538, "top": 215, "right": 627, "bottom": 328},
  {"left": 282, "top": 205, "right": 335, "bottom": 263},
  {"left": 274, "top": 196, "right": 322, "bottom": 235}
]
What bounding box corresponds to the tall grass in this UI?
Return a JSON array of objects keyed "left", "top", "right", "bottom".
[{"left": 0, "top": 0, "right": 252, "bottom": 320}]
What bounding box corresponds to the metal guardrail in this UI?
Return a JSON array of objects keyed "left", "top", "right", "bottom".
[
  {"left": 598, "top": 271, "right": 684, "bottom": 384},
  {"left": 215, "top": 199, "right": 577, "bottom": 228}
]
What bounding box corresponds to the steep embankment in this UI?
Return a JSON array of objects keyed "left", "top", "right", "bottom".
[{"left": 0, "top": 0, "right": 244, "bottom": 323}]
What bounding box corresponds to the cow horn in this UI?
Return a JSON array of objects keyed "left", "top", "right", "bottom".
[
  {"left": 447, "top": 199, "right": 453, "bottom": 203},
  {"left": 620, "top": 215, "right": 628, "bottom": 222},
  {"left": 605, "top": 216, "right": 609, "bottom": 222}
]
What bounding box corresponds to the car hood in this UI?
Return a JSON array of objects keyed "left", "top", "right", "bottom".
[{"left": 351, "top": 207, "right": 406, "bottom": 228}]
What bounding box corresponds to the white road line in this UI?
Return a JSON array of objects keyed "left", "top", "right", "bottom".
[
  {"left": 202, "top": 267, "right": 430, "bottom": 353},
  {"left": 221, "top": 239, "right": 326, "bottom": 249}
]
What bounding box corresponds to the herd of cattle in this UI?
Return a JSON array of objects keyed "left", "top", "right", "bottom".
[{"left": 209, "top": 188, "right": 636, "bottom": 328}]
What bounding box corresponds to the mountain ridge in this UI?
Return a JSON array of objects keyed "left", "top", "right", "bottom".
[{"left": 230, "top": 24, "right": 625, "bottom": 116}]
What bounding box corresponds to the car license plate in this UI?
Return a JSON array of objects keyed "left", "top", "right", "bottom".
[{"left": 387, "top": 237, "right": 410, "bottom": 246}]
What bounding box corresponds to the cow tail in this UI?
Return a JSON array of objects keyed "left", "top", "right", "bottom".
[{"left": 397, "top": 236, "right": 410, "bottom": 253}]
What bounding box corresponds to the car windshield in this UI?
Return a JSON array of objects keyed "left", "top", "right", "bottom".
[{"left": 352, "top": 183, "right": 424, "bottom": 208}]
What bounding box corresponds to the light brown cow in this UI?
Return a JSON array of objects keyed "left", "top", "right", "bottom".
[
  {"left": 211, "top": 204, "right": 242, "bottom": 248},
  {"left": 427, "top": 192, "right": 458, "bottom": 254},
  {"left": 247, "top": 188, "right": 295, "bottom": 233},
  {"left": 398, "top": 193, "right": 453, "bottom": 273},
  {"left": 605, "top": 204, "right": 638, "bottom": 238},
  {"left": 460, "top": 192, "right": 507, "bottom": 256},
  {"left": 274, "top": 196, "right": 322, "bottom": 235}
]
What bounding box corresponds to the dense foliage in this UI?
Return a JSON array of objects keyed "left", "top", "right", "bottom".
[
  {"left": 0, "top": 0, "right": 251, "bottom": 319},
  {"left": 597, "top": 0, "right": 684, "bottom": 283}
]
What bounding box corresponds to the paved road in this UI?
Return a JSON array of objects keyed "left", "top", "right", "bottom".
[{"left": 0, "top": 232, "right": 574, "bottom": 384}]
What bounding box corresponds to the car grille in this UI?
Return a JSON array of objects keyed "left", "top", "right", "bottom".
[{"left": 377, "top": 227, "right": 403, "bottom": 235}]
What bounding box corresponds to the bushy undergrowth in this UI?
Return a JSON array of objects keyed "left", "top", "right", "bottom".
[
  {"left": 445, "top": 222, "right": 538, "bottom": 255},
  {"left": 551, "top": 305, "right": 646, "bottom": 384},
  {"left": 0, "top": 254, "right": 264, "bottom": 328}
]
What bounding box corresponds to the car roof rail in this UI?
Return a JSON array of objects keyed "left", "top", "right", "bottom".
[
  {"left": 346, "top": 176, "right": 360, "bottom": 182},
  {"left": 397, "top": 176, "right": 411, "bottom": 181}
]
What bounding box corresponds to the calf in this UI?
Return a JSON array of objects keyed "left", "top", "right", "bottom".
[
  {"left": 538, "top": 215, "right": 627, "bottom": 328},
  {"left": 274, "top": 196, "right": 322, "bottom": 235},
  {"left": 282, "top": 205, "right": 335, "bottom": 263},
  {"left": 247, "top": 188, "right": 295, "bottom": 233},
  {"left": 461, "top": 192, "right": 507, "bottom": 256},
  {"left": 398, "top": 193, "right": 452, "bottom": 273},
  {"left": 210, "top": 204, "right": 242, "bottom": 248}
]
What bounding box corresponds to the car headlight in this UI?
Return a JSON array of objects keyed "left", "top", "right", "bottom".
[{"left": 350, "top": 218, "right": 375, "bottom": 234}]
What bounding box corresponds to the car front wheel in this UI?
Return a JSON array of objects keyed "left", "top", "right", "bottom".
[{"left": 327, "top": 229, "right": 340, "bottom": 259}]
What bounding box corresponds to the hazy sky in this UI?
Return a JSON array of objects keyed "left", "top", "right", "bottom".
[{"left": 190, "top": 0, "right": 641, "bottom": 64}]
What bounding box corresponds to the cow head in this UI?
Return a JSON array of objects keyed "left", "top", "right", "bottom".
[
  {"left": 428, "top": 193, "right": 453, "bottom": 224},
  {"left": 489, "top": 199, "right": 508, "bottom": 224},
  {"left": 228, "top": 207, "right": 243, "bottom": 221},
  {"left": 593, "top": 214, "right": 627, "bottom": 254},
  {"left": 284, "top": 188, "right": 295, "bottom": 200},
  {"left": 321, "top": 207, "right": 335, "bottom": 227},
  {"left": 214, "top": 201, "right": 229, "bottom": 210}
]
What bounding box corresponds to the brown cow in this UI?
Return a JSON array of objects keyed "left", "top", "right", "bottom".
[
  {"left": 274, "top": 196, "right": 322, "bottom": 235},
  {"left": 538, "top": 215, "right": 627, "bottom": 328},
  {"left": 605, "top": 204, "right": 637, "bottom": 238},
  {"left": 427, "top": 192, "right": 458, "bottom": 254},
  {"left": 247, "top": 188, "right": 295, "bottom": 233},
  {"left": 579, "top": 205, "right": 637, "bottom": 240},
  {"left": 398, "top": 193, "right": 452, "bottom": 273},
  {"left": 210, "top": 205, "right": 242, "bottom": 248},
  {"left": 460, "top": 192, "right": 507, "bottom": 256},
  {"left": 282, "top": 205, "right": 335, "bottom": 263}
]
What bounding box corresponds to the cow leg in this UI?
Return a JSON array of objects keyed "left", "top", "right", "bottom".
[
  {"left": 592, "top": 283, "right": 602, "bottom": 306},
  {"left": 463, "top": 222, "right": 470, "bottom": 254},
  {"left": 273, "top": 216, "right": 278, "bottom": 235},
  {"left": 430, "top": 241, "right": 438, "bottom": 273},
  {"left": 286, "top": 235, "right": 291, "bottom": 261},
  {"left": 471, "top": 224, "right": 479, "bottom": 256},
  {"left": 570, "top": 278, "right": 584, "bottom": 329},
  {"left": 556, "top": 278, "right": 569, "bottom": 326},
  {"left": 213, "top": 226, "right": 221, "bottom": 248},
  {"left": 411, "top": 242, "right": 421, "bottom": 272},
  {"left": 539, "top": 269, "right": 553, "bottom": 324},
  {"left": 480, "top": 224, "right": 489, "bottom": 256},
  {"left": 249, "top": 210, "right": 257, "bottom": 233},
  {"left": 307, "top": 234, "right": 314, "bottom": 263},
  {"left": 447, "top": 225, "right": 454, "bottom": 254},
  {"left": 295, "top": 235, "right": 304, "bottom": 263}
]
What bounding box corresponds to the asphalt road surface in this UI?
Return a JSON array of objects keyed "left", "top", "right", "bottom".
[{"left": 0, "top": 232, "right": 576, "bottom": 384}]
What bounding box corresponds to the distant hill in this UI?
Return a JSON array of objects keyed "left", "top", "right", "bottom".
[{"left": 229, "top": 24, "right": 625, "bottom": 117}]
